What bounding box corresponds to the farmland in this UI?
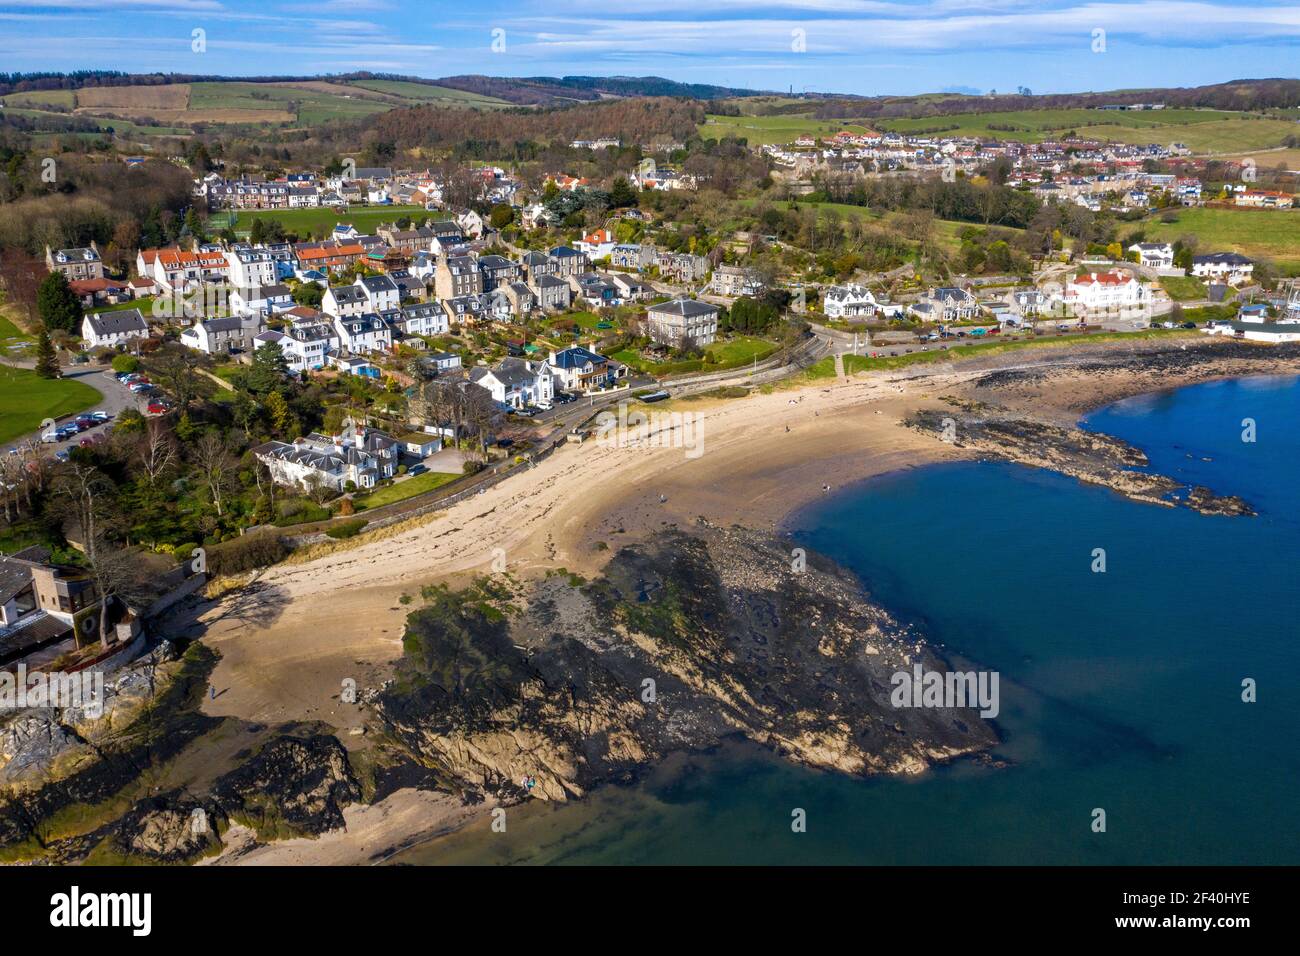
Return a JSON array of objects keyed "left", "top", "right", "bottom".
[
  {"left": 701, "top": 113, "right": 878, "bottom": 146},
  {"left": 709, "top": 106, "right": 1299, "bottom": 154},
  {"left": 0, "top": 77, "right": 511, "bottom": 137},
  {"left": 1140, "top": 207, "right": 1300, "bottom": 273}
]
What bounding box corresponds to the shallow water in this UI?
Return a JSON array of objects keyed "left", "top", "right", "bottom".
[{"left": 393, "top": 375, "right": 1300, "bottom": 865}]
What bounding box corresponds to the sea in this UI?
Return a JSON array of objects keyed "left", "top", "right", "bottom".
[{"left": 392, "top": 374, "right": 1300, "bottom": 865}]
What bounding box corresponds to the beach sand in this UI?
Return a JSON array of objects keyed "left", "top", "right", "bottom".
[{"left": 189, "top": 336, "right": 1299, "bottom": 864}]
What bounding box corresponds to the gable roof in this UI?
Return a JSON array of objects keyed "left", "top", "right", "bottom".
[{"left": 85, "top": 309, "right": 149, "bottom": 337}]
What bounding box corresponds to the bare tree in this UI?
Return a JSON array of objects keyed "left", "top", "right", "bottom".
[
  {"left": 83, "top": 535, "right": 146, "bottom": 648},
  {"left": 136, "top": 418, "right": 177, "bottom": 487},
  {"left": 150, "top": 342, "right": 204, "bottom": 410},
  {"left": 193, "top": 431, "right": 234, "bottom": 516}
]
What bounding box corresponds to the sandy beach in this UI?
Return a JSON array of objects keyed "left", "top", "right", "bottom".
[{"left": 188, "top": 336, "right": 1299, "bottom": 865}]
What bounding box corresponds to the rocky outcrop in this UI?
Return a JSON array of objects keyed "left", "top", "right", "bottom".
[
  {"left": 905, "top": 408, "right": 1254, "bottom": 517},
  {"left": 376, "top": 524, "right": 1000, "bottom": 806}
]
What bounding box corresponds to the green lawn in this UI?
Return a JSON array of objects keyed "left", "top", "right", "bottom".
[
  {"left": 353, "top": 471, "right": 460, "bottom": 510},
  {"left": 217, "top": 204, "right": 430, "bottom": 239},
  {"left": 1142, "top": 207, "right": 1300, "bottom": 274},
  {"left": 0, "top": 365, "right": 102, "bottom": 445},
  {"left": 1158, "top": 276, "right": 1208, "bottom": 301},
  {"left": 705, "top": 335, "right": 779, "bottom": 365}
]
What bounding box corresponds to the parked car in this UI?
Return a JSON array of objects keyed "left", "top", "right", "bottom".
[
  {"left": 407, "top": 464, "right": 427, "bottom": 476},
  {"left": 54, "top": 450, "right": 70, "bottom": 462},
  {"left": 147, "top": 402, "right": 168, "bottom": 415},
  {"left": 554, "top": 392, "right": 577, "bottom": 404},
  {"left": 90, "top": 411, "right": 111, "bottom": 422},
  {"left": 1181, "top": 322, "right": 1197, "bottom": 329}
]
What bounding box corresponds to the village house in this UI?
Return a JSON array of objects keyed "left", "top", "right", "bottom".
[
  {"left": 225, "top": 247, "right": 278, "bottom": 289},
  {"left": 333, "top": 313, "right": 393, "bottom": 354},
  {"left": 1128, "top": 242, "right": 1175, "bottom": 269},
  {"left": 609, "top": 243, "right": 655, "bottom": 272},
  {"left": 254, "top": 425, "right": 399, "bottom": 492},
  {"left": 1065, "top": 271, "right": 1151, "bottom": 311},
  {"left": 228, "top": 283, "right": 293, "bottom": 315},
  {"left": 546, "top": 345, "right": 624, "bottom": 393},
  {"left": 1191, "top": 253, "right": 1254, "bottom": 285},
  {"left": 645, "top": 298, "right": 720, "bottom": 347},
  {"left": 712, "top": 264, "right": 765, "bottom": 297},
  {"left": 46, "top": 244, "right": 103, "bottom": 282},
  {"left": 142, "top": 247, "right": 231, "bottom": 294},
  {"left": 391, "top": 302, "right": 450, "bottom": 337},
  {"left": 822, "top": 283, "right": 878, "bottom": 319},
  {"left": 82, "top": 308, "right": 150, "bottom": 349},
  {"left": 469, "top": 357, "right": 555, "bottom": 409},
  {"left": 358, "top": 274, "right": 401, "bottom": 313},
  {"left": 434, "top": 254, "right": 484, "bottom": 300},
  {"left": 441, "top": 293, "right": 493, "bottom": 326},
  {"left": 180, "top": 314, "right": 267, "bottom": 355},
  {"left": 0, "top": 548, "right": 101, "bottom": 668},
  {"left": 548, "top": 246, "right": 591, "bottom": 278},
  {"left": 477, "top": 254, "right": 523, "bottom": 292},
  {"left": 254, "top": 320, "right": 339, "bottom": 373},
  {"left": 323, "top": 284, "right": 368, "bottom": 317},
  {"left": 530, "top": 273, "right": 572, "bottom": 311}
]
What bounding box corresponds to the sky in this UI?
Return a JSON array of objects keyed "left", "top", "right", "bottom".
[{"left": 0, "top": 0, "right": 1298, "bottom": 96}]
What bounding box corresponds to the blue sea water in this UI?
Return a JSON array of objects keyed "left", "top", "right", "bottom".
[{"left": 397, "top": 375, "right": 1300, "bottom": 865}]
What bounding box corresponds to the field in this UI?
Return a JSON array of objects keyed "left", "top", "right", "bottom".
[
  {"left": 1, "top": 77, "right": 510, "bottom": 139},
  {"left": 705, "top": 106, "right": 1300, "bottom": 154},
  {"left": 701, "top": 113, "right": 879, "bottom": 146},
  {"left": 872, "top": 107, "right": 1297, "bottom": 152},
  {"left": 1158, "top": 276, "right": 1208, "bottom": 301},
  {"left": 0, "top": 365, "right": 102, "bottom": 446},
  {"left": 213, "top": 203, "right": 431, "bottom": 239},
  {"left": 347, "top": 80, "right": 510, "bottom": 107},
  {"left": 1141, "top": 207, "right": 1300, "bottom": 273}
]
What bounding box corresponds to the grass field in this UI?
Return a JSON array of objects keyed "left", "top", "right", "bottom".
[
  {"left": 0, "top": 365, "right": 102, "bottom": 445},
  {"left": 216, "top": 203, "right": 431, "bottom": 239},
  {"left": 872, "top": 108, "right": 1295, "bottom": 152},
  {"left": 701, "top": 113, "right": 878, "bottom": 146},
  {"left": 347, "top": 79, "right": 510, "bottom": 107},
  {"left": 1158, "top": 276, "right": 1209, "bottom": 301},
  {"left": 1141, "top": 207, "right": 1300, "bottom": 273},
  {"left": 353, "top": 471, "right": 460, "bottom": 509}
]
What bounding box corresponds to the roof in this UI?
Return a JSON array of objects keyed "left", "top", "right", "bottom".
[
  {"left": 648, "top": 298, "right": 719, "bottom": 319},
  {"left": 1193, "top": 252, "right": 1253, "bottom": 266},
  {"left": 550, "top": 345, "right": 606, "bottom": 370},
  {"left": 85, "top": 309, "right": 149, "bottom": 337}
]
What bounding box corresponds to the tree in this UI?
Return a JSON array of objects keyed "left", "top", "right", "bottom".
[
  {"left": 247, "top": 341, "right": 290, "bottom": 394},
  {"left": 135, "top": 419, "right": 176, "bottom": 488},
  {"left": 292, "top": 281, "right": 323, "bottom": 309},
  {"left": 609, "top": 177, "right": 638, "bottom": 209},
  {"left": 33, "top": 325, "right": 60, "bottom": 379},
  {"left": 264, "top": 390, "right": 297, "bottom": 437},
  {"left": 150, "top": 342, "right": 203, "bottom": 410},
  {"left": 194, "top": 431, "right": 234, "bottom": 517},
  {"left": 489, "top": 204, "right": 515, "bottom": 230},
  {"left": 36, "top": 271, "right": 83, "bottom": 335}
]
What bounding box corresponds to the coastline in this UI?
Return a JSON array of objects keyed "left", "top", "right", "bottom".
[{"left": 185, "top": 336, "right": 1299, "bottom": 866}]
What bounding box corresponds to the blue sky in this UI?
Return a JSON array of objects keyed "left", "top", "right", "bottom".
[{"left": 1, "top": 1, "right": 1297, "bottom": 96}]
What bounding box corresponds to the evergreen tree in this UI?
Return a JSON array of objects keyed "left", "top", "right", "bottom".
[
  {"left": 33, "top": 325, "right": 60, "bottom": 379},
  {"left": 247, "top": 341, "right": 290, "bottom": 394},
  {"left": 36, "top": 271, "right": 83, "bottom": 334}
]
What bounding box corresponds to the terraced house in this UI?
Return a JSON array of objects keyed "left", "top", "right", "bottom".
[{"left": 254, "top": 427, "right": 399, "bottom": 492}]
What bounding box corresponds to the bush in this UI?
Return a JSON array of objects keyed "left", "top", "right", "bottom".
[
  {"left": 462, "top": 459, "right": 484, "bottom": 475},
  {"left": 206, "top": 532, "right": 289, "bottom": 576},
  {"left": 111, "top": 354, "right": 140, "bottom": 374},
  {"left": 325, "top": 519, "right": 368, "bottom": 540}
]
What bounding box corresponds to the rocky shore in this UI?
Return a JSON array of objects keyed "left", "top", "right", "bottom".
[{"left": 905, "top": 403, "right": 1255, "bottom": 517}]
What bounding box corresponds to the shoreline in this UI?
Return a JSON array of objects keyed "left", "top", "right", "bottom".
[{"left": 182, "top": 337, "right": 1299, "bottom": 866}]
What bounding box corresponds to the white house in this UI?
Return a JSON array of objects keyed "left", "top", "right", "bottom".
[
  {"left": 225, "top": 247, "right": 278, "bottom": 289},
  {"left": 1065, "top": 271, "right": 1151, "bottom": 311},
  {"left": 333, "top": 313, "right": 392, "bottom": 354},
  {"left": 323, "top": 284, "right": 368, "bottom": 317},
  {"left": 1128, "top": 242, "right": 1174, "bottom": 269},
  {"left": 1191, "top": 253, "right": 1254, "bottom": 285},
  {"left": 822, "top": 283, "right": 878, "bottom": 319},
  {"left": 82, "top": 309, "right": 149, "bottom": 349},
  {"left": 253, "top": 426, "right": 399, "bottom": 492},
  {"left": 469, "top": 358, "right": 555, "bottom": 409},
  {"left": 546, "top": 345, "right": 623, "bottom": 393},
  {"left": 391, "top": 303, "right": 449, "bottom": 338},
  {"left": 357, "top": 274, "right": 401, "bottom": 312}
]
